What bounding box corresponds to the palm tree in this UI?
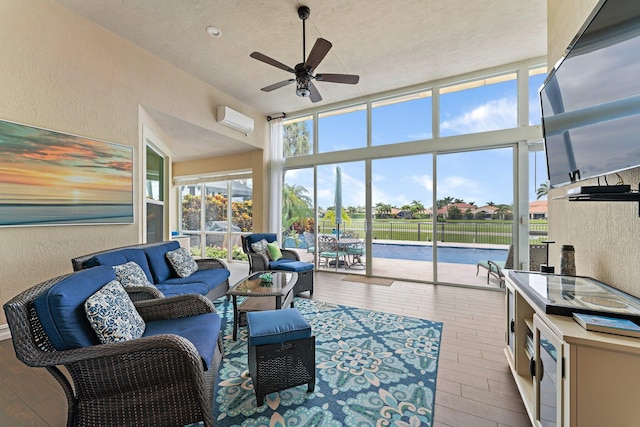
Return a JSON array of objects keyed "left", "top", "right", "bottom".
[
  {"left": 536, "top": 182, "right": 550, "bottom": 199},
  {"left": 410, "top": 200, "right": 425, "bottom": 216},
  {"left": 374, "top": 202, "right": 392, "bottom": 218},
  {"left": 283, "top": 122, "right": 311, "bottom": 157},
  {"left": 494, "top": 204, "right": 511, "bottom": 220},
  {"left": 282, "top": 183, "right": 312, "bottom": 232},
  {"left": 437, "top": 197, "right": 454, "bottom": 209}
]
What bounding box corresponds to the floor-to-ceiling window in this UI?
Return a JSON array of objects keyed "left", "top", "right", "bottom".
[
  {"left": 177, "top": 176, "right": 253, "bottom": 262},
  {"left": 277, "top": 59, "right": 545, "bottom": 288}
]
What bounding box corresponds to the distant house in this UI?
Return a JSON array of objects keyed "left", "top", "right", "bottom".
[
  {"left": 529, "top": 200, "right": 548, "bottom": 219},
  {"left": 437, "top": 203, "right": 477, "bottom": 219},
  {"left": 471, "top": 205, "right": 498, "bottom": 219}
]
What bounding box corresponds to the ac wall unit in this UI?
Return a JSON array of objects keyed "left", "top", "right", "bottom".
[{"left": 216, "top": 106, "right": 254, "bottom": 134}]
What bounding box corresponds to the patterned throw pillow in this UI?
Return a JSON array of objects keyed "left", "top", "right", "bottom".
[
  {"left": 166, "top": 247, "right": 199, "bottom": 278},
  {"left": 112, "top": 261, "right": 153, "bottom": 288},
  {"left": 84, "top": 280, "right": 146, "bottom": 344},
  {"left": 251, "top": 239, "right": 270, "bottom": 257}
]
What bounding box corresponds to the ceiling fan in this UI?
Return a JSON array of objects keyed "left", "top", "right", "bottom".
[{"left": 250, "top": 5, "right": 359, "bottom": 103}]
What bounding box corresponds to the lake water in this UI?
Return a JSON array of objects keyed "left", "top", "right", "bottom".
[{"left": 371, "top": 243, "right": 507, "bottom": 265}]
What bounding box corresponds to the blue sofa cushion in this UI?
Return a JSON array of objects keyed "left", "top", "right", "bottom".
[
  {"left": 143, "top": 312, "right": 221, "bottom": 370},
  {"left": 245, "top": 233, "right": 277, "bottom": 252},
  {"left": 87, "top": 249, "right": 153, "bottom": 283},
  {"left": 155, "top": 283, "right": 210, "bottom": 298},
  {"left": 34, "top": 266, "right": 116, "bottom": 350},
  {"left": 247, "top": 308, "right": 311, "bottom": 347},
  {"left": 160, "top": 268, "right": 230, "bottom": 292},
  {"left": 143, "top": 241, "right": 180, "bottom": 283},
  {"left": 272, "top": 260, "right": 314, "bottom": 272}
]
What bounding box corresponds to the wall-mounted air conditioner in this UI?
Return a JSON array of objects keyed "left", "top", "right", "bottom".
[{"left": 216, "top": 106, "right": 254, "bottom": 135}]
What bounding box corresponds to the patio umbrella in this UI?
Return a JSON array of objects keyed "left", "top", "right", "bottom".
[{"left": 334, "top": 166, "right": 342, "bottom": 239}]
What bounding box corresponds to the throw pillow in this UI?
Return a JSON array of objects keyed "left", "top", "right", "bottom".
[
  {"left": 251, "top": 239, "right": 270, "bottom": 257},
  {"left": 266, "top": 241, "right": 283, "bottom": 261},
  {"left": 84, "top": 280, "right": 145, "bottom": 344},
  {"left": 166, "top": 247, "right": 199, "bottom": 278},
  {"left": 112, "top": 261, "right": 154, "bottom": 288}
]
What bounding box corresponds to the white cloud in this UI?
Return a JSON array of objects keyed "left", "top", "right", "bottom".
[{"left": 441, "top": 97, "right": 517, "bottom": 134}]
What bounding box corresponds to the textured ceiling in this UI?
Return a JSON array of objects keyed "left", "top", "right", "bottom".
[{"left": 53, "top": 0, "right": 547, "bottom": 160}]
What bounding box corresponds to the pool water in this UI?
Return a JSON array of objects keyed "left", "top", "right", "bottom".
[{"left": 371, "top": 243, "right": 508, "bottom": 265}]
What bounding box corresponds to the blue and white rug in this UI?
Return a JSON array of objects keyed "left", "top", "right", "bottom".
[{"left": 212, "top": 298, "right": 443, "bottom": 426}]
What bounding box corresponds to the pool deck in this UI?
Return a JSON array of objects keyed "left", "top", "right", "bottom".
[{"left": 289, "top": 240, "right": 508, "bottom": 289}]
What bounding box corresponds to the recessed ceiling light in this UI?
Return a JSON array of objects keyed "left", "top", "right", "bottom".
[{"left": 206, "top": 26, "right": 222, "bottom": 38}]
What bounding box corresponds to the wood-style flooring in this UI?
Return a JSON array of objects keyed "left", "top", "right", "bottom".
[{"left": 0, "top": 262, "right": 530, "bottom": 426}]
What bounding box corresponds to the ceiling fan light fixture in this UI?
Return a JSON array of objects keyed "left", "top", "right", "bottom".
[{"left": 296, "top": 75, "right": 311, "bottom": 97}]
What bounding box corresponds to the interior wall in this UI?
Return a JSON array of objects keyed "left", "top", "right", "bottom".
[
  {"left": 546, "top": 0, "right": 640, "bottom": 297},
  {"left": 0, "top": 0, "right": 266, "bottom": 326}
]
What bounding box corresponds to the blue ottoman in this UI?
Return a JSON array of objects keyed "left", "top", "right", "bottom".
[
  {"left": 247, "top": 308, "right": 315, "bottom": 406},
  {"left": 275, "top": 261, "right": 314, "bottom": 295}
]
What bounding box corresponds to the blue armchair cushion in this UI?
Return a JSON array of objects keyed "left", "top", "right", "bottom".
[
  {"left": 143, "top": 241, "right": 180, "bottom": 283},
  {"left": 34, "top": 266, "right": 116, "bottom": 350},
  {"left": 155, "top": 283, "right": 210, "bottom": 297},
  {"left": 84, "top": 280, "right": 146, "bottom": 344},
  {"left": 165, "top": 247, "right": 198, "bottom": 278},
  {"left": 273, "top": 260, "right": 314, "bottom": 273},
  {"left": 247, "top": 308, "right": 311, "bottom": 347},
  {"left": 87, "top": 249, "right": 153, "bottom": 283},
  {"left": 112, "top": 261, "right": 154, "bottom": 288},
  {"left": 143, "top": 312, "right": 221, "bottom": 370}
]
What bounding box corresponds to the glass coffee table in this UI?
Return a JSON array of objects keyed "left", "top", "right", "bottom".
[{"left": 227, "top": 271, "right": 298, "bottom": 340}]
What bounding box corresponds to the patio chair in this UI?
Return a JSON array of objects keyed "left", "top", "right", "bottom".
[
  {"left": 477, "top": 244, "right": 548, "bottom": 287},
  {"left": 342, "top": 232, "right": 365, "bottom": 269},
  {"left": 303, "top": 231, "right": 315, "bottom": 254},
  {"left": 318, "top": 235, "right": 348, "bottom": 270}
]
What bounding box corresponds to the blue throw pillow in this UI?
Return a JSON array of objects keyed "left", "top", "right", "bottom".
[{"left": 85, "top": 280, "right": 146, "bottom": 344}]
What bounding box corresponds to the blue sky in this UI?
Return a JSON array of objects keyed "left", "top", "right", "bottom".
[{"left": 286, "top": 72, "right": 548, "bottom": 210}]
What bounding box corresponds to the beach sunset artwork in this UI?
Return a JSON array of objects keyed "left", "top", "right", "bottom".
[{"left": 0, "top": 120, "right": 133, "bottom": 226}]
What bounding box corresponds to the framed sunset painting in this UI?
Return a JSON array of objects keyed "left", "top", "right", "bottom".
[{"left": 0, "top": 119, "right": 133, "bottom": 227}]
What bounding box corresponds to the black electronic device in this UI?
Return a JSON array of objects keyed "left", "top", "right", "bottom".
[
  {"left": 566, "top": 184, "right": 631, "bottom": 195},
  {"left": 540, "top": 0, "right": 640, "bottom": 188}
]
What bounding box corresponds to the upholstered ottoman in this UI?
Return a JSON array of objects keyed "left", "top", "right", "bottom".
[
  {"left": 246, "top": 308, "right": 315, "bottom": 406},
  {"left": 275, "top": 261, "right": 314, "bottom": 295}
]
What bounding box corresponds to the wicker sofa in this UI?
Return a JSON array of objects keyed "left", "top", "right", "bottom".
[
  {"left": 3, "top": 265, "right": 224, "bottom": 426},
  {"left": 72, "top": 240, "right": 230, "bottom": 302}
]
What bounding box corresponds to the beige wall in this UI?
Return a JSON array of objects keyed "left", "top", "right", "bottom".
[
  {"left": 547, "top": 0, "right": 640, "bottom": 297},
  {"left": 0, "top": 0, "right": 267, "bottom": 325}
]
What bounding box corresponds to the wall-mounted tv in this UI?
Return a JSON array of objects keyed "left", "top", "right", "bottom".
[{"left": 540, "top": 0, "right": 640, "bottom": 187}]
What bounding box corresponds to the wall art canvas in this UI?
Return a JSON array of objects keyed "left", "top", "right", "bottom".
[{"left": 0, "top": 119, "right": 134, "bottom": 227}]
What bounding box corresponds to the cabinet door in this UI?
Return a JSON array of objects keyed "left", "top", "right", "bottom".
[
  {"left": 533, "top": 315, "right": 563, "bottom": 427},
  {"left": 506, "top": 285, "right": 516, "bottom": 357}
]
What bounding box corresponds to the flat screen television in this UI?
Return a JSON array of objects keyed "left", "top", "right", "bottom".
[{"left": 540, "top": 0, "right": 640, "bottom": 187}]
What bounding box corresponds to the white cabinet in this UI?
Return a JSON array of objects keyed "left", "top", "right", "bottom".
[{"left": 505, "top": 271, "right": 640, "bottom": 427}]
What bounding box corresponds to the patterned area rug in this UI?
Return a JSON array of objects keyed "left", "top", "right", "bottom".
[{"left": 211, "top": 297, "right": 443, "bottom": 426}]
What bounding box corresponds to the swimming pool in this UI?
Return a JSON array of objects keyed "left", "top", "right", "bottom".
[{"left": 371, "top": 243, "right": 508, "bottom": 265}]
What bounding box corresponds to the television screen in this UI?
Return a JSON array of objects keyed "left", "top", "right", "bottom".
[{"left": 540, "top": 0, "right": 640, "bottom": 187}]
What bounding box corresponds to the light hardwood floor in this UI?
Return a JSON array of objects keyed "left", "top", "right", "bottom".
[{"left": 0, "top": 263, "right": 530, "bottom": 426}]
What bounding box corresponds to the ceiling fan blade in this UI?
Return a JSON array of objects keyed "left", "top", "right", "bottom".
[
  {"left": 250, "top": 52, "right": 295, "bottom": 73},
  {"left": 304, "top": 38, "right": 332, "bottom": 72},
  {"left": 315, "top": 73, "right": 360, "bottom": 84},
  {"left": 261, "top": 79, "right": 295, "bottom": 92},
  {"left": 309, "top": 81, "right": 322, "bottom": 103}
]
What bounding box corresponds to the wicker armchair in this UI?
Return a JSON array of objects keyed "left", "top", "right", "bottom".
[{"left": 3, "top": 273, "right": 223, "bottom": 427}]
